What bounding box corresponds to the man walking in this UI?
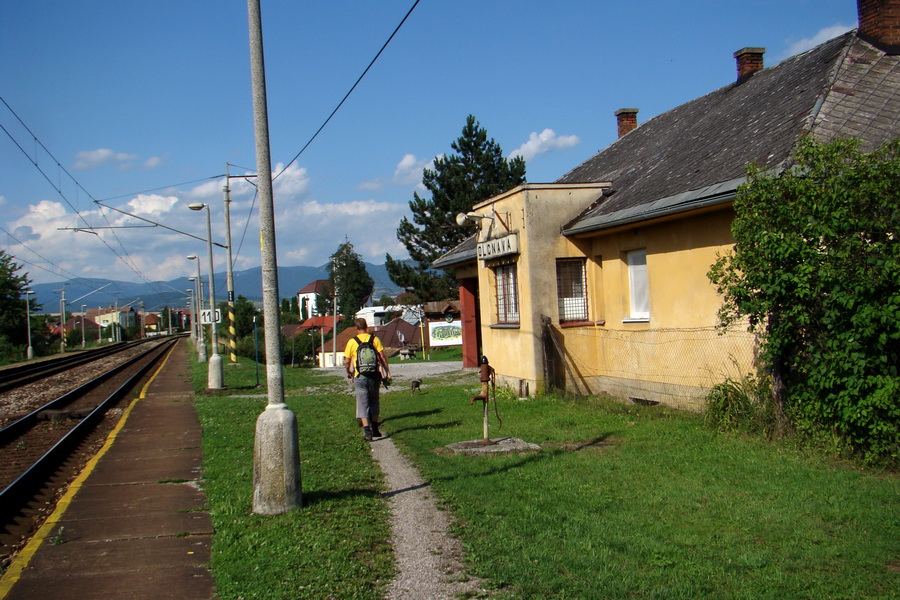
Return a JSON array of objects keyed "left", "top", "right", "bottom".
[{"left": 344, "top": 318, "right": 390, "bottom": 441}]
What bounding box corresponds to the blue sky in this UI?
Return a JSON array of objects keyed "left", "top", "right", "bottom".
[{"left": 1, "top": 0, "right": 857, "bottom": 290}]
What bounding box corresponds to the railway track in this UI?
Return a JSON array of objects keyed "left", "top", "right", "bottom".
[
  {"left": 0, "top": 340, "right": 147, "bottom": 394},
  {"left": 0, "top": 337, "right": 180, "bottom": 560}
]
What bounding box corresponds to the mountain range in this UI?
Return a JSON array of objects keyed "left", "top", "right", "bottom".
[{"left": 30, "top": 262, "right": 403, "bottom": 314}]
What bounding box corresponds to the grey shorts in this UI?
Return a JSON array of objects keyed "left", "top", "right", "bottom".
[{"left": 353, "top": 375, "right": 380, "bottom": 419}]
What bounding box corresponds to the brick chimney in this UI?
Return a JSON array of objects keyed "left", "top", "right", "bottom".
[
  {"left": 858, "top": 0, "right": 900, "bottom": 53},
  {"left": 734, "top": 47, "right": 765, "bottom": 81},
  {"left": 615, "top": 108, "right": 639, "bottom": 138}
]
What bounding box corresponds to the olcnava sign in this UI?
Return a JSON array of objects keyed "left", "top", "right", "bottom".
[{"left": 477, "top": 233, "right": 519, "bottom": 260}]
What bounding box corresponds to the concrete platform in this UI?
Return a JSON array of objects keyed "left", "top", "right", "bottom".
[
  {"left": 444, "top": 437, "right": 542, "bottom": 455},
  {"left": 1, "top": 338, "right": 215, "bottom": 600}
]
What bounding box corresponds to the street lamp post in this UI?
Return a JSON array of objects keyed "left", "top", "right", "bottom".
[
  {"left": 188, "top": 203, "right": 224, "bottom": 389},
  {"left": 187, "top": 265, "right": 207, "bottom": 362},
  {"left": 24, "top": 290, "right": 34, "bottom": 360},
  {"left": 186, "top": 288, "right": 196, "bottom": 344}
]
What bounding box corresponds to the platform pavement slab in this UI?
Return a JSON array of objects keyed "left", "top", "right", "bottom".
[{"left": 3, "top": 339, "right": 215, "bottom": 600}]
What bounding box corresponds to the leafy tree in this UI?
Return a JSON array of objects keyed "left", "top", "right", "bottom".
[
  {"left": 280, "top": 297, "right": 300, "bottom": 325},
  {"left": 386, "top": 114, "right": 526, "bottom": 301},
  {"left": 708, "top": 137, "right": 900, "bottom": 463},
  {"left": 231, "top": 295, "right": 260, "bottom": 339},
  {"left": 314, "top": 281, "right": 332, "bottom": 319},
  {"left": 300, "top": 297, "right": 309, "bottom": 322},
  {"left": 0, "top": 250, "right": 37, "bottom": 351},
  {"left": 328, "top": 241, "right": 374, "bottom": 330}
]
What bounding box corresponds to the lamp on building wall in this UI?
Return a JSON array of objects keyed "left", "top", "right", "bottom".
[{"left": 455, "top": 211, "right": 495, "bottom": 227}]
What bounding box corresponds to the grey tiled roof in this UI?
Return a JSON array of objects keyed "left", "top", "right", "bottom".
[
  {"left": 430, "top": 233, "right": 477, "bottom": 269},
  {"left": 431, "top": 30, "right": 900, "bottom": 267},
  {"left": 561, "top": 32, "right": 900, "bottom": 235}
]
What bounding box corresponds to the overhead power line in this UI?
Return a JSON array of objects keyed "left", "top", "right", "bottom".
[{"left": 274, "top": 0, "right": 421, "bottom": 180}]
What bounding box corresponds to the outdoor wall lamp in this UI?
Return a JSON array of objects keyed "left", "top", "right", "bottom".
[{"left": 455, "top": 211, "right": 495, "bottom": 227}]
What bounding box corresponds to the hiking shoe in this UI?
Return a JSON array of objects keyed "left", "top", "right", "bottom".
[
  {"left": 363, "top": 426, "right": 373, "bottom": 442},
  {"left": 371, "top": 421, "right": 381, "bottom": 437}
]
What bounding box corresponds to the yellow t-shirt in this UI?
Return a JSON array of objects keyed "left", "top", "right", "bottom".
[{"left": 343, "top": 333, "right": 384, "bottom": 377}]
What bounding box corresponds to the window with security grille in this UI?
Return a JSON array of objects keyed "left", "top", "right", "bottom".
[
  {"left": 556, "top": 258, "right": 588, "bottom": 322},
  {"left": 494, "top": 263, "right": 519, "bottom": 324}
]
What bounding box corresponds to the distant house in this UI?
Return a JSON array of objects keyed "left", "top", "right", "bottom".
[
  {"left": 433, "top": 2, "right": 900, "bottom": 408},
  {"left": 297, "top": 280, "right": 330, "bottom": 319},
  {"left": 316, "top": 317, "right": 421, "bottom": 368}
]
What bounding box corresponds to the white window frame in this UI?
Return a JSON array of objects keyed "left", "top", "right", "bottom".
[
  {"left": 556, "top": 258, "right": 588, "bottom": 322},
  {"left": 625, "top": 249, "right": 650, "bottom": 322},
  {"left": 494, "top": 263, "right": 520, "bottom": 324}
]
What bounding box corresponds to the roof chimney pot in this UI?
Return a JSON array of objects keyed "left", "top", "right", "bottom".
[
  {"left": 734, "top": 47, "right": 766, "bottom": 81},
  {"left": 615, "top": 108, "right": 639, "bottom": 138},
  {"left": 858, "top": 0, "right": 900, "bottom": 53}
]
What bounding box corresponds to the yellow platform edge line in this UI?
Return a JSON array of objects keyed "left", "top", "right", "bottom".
[{"left": 0, "top": 342, "right": 179, "bottom": 598}]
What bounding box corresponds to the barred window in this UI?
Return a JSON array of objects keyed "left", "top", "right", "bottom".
[
  {"left": 556, "top": 258, "right": 588, "bottom": 322},
  {"left": 494, "top": 263, "right": 519, "bottom": 324}
]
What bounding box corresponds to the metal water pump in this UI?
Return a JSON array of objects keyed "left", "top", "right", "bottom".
[{"left": 470, "top": 355, "right": 497, "bottom": 444}]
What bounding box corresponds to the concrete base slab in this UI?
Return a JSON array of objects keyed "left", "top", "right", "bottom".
[{"left": 444, "top": 437, "right": 541, "bottom": 455}]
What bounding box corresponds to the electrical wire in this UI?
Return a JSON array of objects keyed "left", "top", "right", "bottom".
[{"left": 274, "top": 0, "right": 421, "bottom": 180}]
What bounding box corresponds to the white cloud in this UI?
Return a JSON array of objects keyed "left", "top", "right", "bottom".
[
  {"left": 359, "top": 153, "right": 437, "bottom": 191},
  {"left": 783, "top": 23, "right": 854, "bottom": 59},
  {"left": 73, "top": 148, "right": 138, "bottom": 170},
  {"left": 0, "top": 195, "right": 5, "bottom": 207},
  {"left": 126, "top": 194, "right": 178, "bottom": 216},
  {"left": 29, "top": 199, "right": 69, "bottom": 220},
  {"left": 299, "top": 198, "right": 393, "bottom": 218},
  {"left": 393, "top": 153, "right": 430, "bottom": 185},
  {"left": 143, "top": 156, "right": 165, "bottom": 169},
  {"left": 273, "top": 163, "right": 311, "bottom": 197},
  {"left": 510, "top": 129, "right": 580, "bottom": 162},
  {"left": 187, "top": 179, "right": 223, "bottom": 200}
]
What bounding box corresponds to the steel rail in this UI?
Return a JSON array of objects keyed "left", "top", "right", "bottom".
[
  {"left": 0, "top": 340, "right": 150, "bottom": 394},
  {"left": 0, "top": 338, "right": 177, "bottom": 511},
  {"left": 0, "top": 341, "right": 162, "bottom": 445}
]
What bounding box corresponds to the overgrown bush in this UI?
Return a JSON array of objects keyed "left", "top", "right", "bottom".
[
  {"left": 709, "top": 138, "right": 900, "bottom": 465},
  {"left": 705, "top": 372, "right": 776, "bottom": 436}
]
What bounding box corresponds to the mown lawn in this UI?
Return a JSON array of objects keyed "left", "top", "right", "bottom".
[{"left": 192, "top": 355, "right": 899, "bottom": 599}]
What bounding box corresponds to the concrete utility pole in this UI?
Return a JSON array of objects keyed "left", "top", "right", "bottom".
[
  {"left": 59, "top": 286, "right": 66, "bottom": 353},
  {"left": 247, "top": 0, "right": 301, "bottom": 515},
  {"left": 81, "top": 304, "right": 87, "bottom": 348},
  {"left": 223, "top": 166, "right": 238, "bottom": 364},
  {"left": 24, "top": 290, "right": 34, "bottom": 360}
]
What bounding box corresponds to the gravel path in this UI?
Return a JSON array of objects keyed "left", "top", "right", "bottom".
[{"left": 364, "top": 362, "right": 489, "bottom": 599}]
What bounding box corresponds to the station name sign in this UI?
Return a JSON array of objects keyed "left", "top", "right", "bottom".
[{"left": 477, "top": 233, "right": 519, "bottom": 261}]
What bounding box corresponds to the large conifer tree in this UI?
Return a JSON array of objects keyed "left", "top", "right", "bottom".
[
  {"left": 327, "top": 241, "right": 374, "bottom": 330},
  {"left": 386, "top": 115, "right": 526, "bottom": 301}
]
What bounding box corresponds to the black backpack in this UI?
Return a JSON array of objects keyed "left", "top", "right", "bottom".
[{"left": 354, "top": 335, "right": 380, "bottom": 377}]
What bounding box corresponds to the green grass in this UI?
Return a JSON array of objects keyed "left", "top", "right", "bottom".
[
  {"left": 193, "top": 355, "right": 900, "bottom": 599},
  {"left": 193, "top": 357, "right": 393, "bottom": 599}
]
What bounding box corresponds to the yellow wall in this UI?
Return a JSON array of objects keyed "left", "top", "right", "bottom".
[
  {"left": 472, "top": 184, "right": 609, "bottom": 396},
  {"left": 473, "top": 187, "right": 758, "bottom": 409}
]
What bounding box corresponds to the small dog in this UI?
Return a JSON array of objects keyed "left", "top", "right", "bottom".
[{"left": 410, "top": 379, "right": 422, "bottom": 394}]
